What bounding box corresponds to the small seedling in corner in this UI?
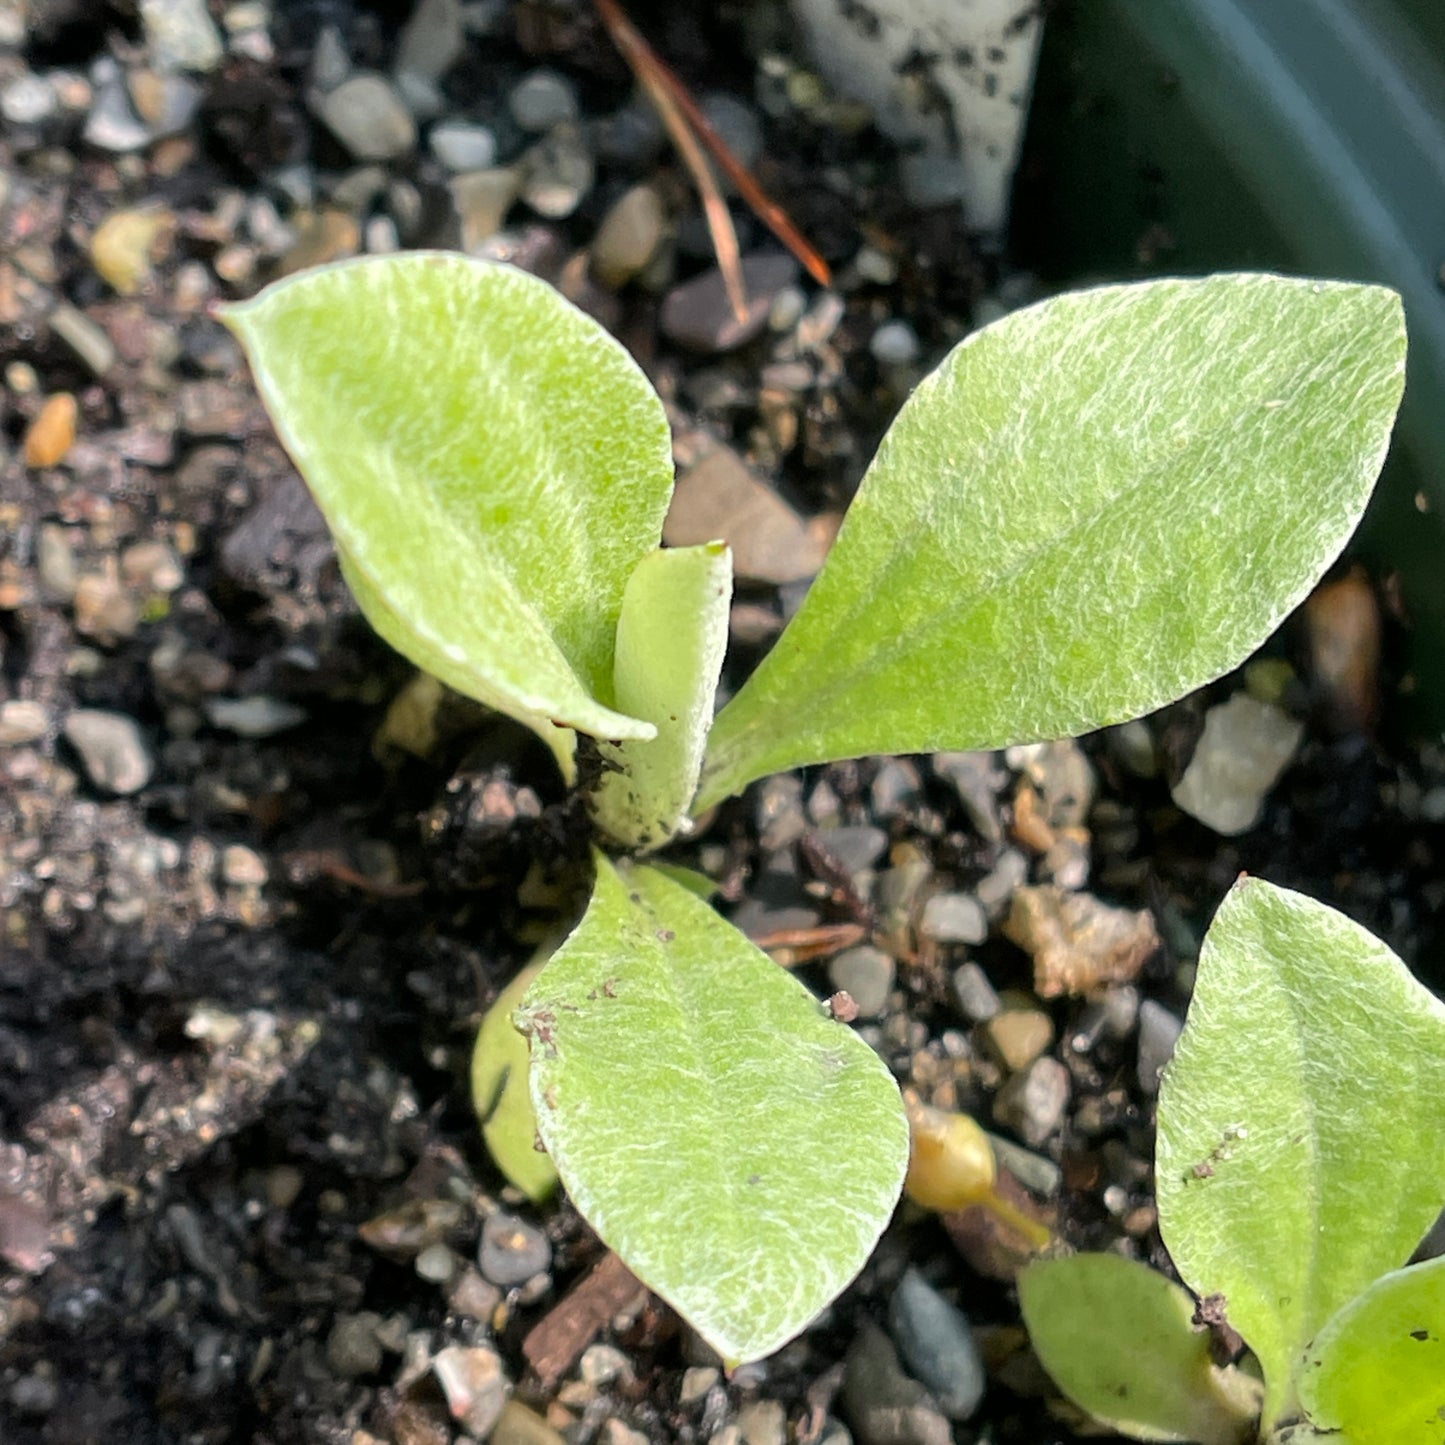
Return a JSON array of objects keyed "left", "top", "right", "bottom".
[
  {"left": 1019, "top": 877, "right": 1445, "bottom": 1444},
  {"left": 221, "top": 254, "right": 1405, "bottom": 1365}
]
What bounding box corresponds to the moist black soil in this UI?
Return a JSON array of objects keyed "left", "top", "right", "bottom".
[{"left": 2, "top": 4, "right": 1443, "bottom": 1443}]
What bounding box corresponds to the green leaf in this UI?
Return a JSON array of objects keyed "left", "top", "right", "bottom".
[
  {"left": 1019, "top": 1253, "right": 1260, "bottom": 1444},
  {"left": 1156, "top": 877, "right": 1445, "bottom": 1430},
  {"left": 222, "top": 253, "right": 674, "bottom": 762},
  {"left": 472, "top": 956, "right": 558, "bottom": 1203},
  {"left": 519, "top": 853, "right": 909, "bottom": 1364},
  {"left": 696, "top": 275, "right": 1405, "bottom": 810},
  {"left": 1296, "top": 1257, "right": 1445, "bottom": 1445},
  {"left": 590, "top": 544, "right": 732, "bottom": 852}
]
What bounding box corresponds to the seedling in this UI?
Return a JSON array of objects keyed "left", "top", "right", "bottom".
[
  {"left": 1020, "top": 877, "right": 1445, "bottom": 1443},
  {"left": 222, "top": 254, "right": 1405, "bottom": 1364}
]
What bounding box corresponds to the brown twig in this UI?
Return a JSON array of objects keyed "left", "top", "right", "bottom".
[{"left": 593, "top": 0, "right": 832, "bottom": 307}]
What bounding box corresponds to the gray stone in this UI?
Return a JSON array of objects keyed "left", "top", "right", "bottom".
[
  {"left": 141, "top": 0, "right": 223, "bottom": 72},
  {"left": 1137, "top": 998, "right": 1183, "bottom": 1096},
  {"left": 933, "top": 750, "right": 1006, "bottom": 841},
  {"left": 591, "top": 183, "right": 666, "bottom": 289},
  {"left": 84, "top": 65, "right": 151, "bottom": 152},
  {"left": 919, "top": 891, "right": 988, "bottom": 945},
  {"left": 64, "top": 709, "right": 154, "bottom": 795},
  {"left": 829, "top": 946, "right": 895, "bottom": 1019},
  {"left": 841, "top": 1322, "right": 951, "bottom": 1445},
  {"left": 393, "top": 67, "right": 443, "bottom": 121},
  {"left": 0, "top": 700, "right": 49, "bottom": 746},
  {"left": 318, "top": 73, "right": 417, "bottom": 161},
  {"left": 479, "top": 1209, "right": 550, "bottom": 1287},
  {"left": 509, "top": 68, "right": 578, "bottom": 132},
  {"left": 309, "top": 25, "right": 350, "bottom": 91},
  {"left": 700, "top": 92, "right": 762, "bottom": 170},
  {"left": 887, "top": 1269, "right": 986, "bottom": 1421},
  {"left": 429, "top": 118, "right": 496, "bottom": 171},
  {"left": 993, "top": 1055, "right": 1070, "bottom": 1147},
  {"left": 204, "top": 695, "right": 307, "bottom": 738},
  {"left": 951, "top": 962, "right": 1001, "bottom": 1023},
  {"left": 595, "top": 101, "right": 665, "bottom": 167},
  {"left": 325, "top": 1311, "right": 383, "bottom": 1377},
  {"left": 130, "top": 69, "right": 202, "bottom": 136},
  {"left": 2, "top": 73, "right": 56, "bottom": 126},
  {"left": 975, "top": 847, "right": 1027, "bottom": 917},
  {"left": 433, "top": 1344, "right": 508, "bottom": 1437},
  {"left": 988, "top": 1132, "right": 1062, "bottom": 1197},
  {"left": 37, "top": 523, "right": 77, "bottom": 599},
  {"left": 1170, "top": 692, "right": 1303, "bottom": 836},
  {"left": 1108, "top": 717, "right": 1159, "bottom": 778},
  {"left": 521, "top": 123, "right": 594, "bottom": 219},
  {"left": 870, "top": 319, "right": 921, "bottom": 366},
  {"left": 660, "top": 253, "right": 800, "bottom": 353},
  {"left": 812, "top": 824, "right": 888, "bottom": 875},
  {"left": 396, "top": 0, "right": 464, "bottom": 83},
  {"left": 492, "top": 1401, "right": 566, "bottom": 1445}
]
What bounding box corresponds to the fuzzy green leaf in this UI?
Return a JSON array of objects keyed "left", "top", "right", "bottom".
[
  {"left": 222, "top": 253, "right": 673, "bottom": 762},
  {"left": 1019, "top": 1253, "right": 1260, "bottom": 1444},
  {"left": 1157, "top": 878, "right": 1445, "bottom": 1430},
  {"left": 1296, "top": 1257, "right": 1445, "bottom": 1445},
  {"left": 520, "top": 853, "right": 909, "bottom": 1364},
  {"left": 472, "top": 956, "right": 558, "bottom": 1203},
  {"left": 697, "top": 275, "right": 1405, "bottom": 809},
  {"left": 590, "top": 544, "right": 732, "bottom": 852}
]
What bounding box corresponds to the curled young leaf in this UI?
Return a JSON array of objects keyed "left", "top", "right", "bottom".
[
  {"left": 223, "top": 254, "right": 674, "bottom": 766},
  {"left": 697, "top": 275, "right": 1405, "bottom": 809},
  {"left": 520, "top": 853, "right": 909, "bottom": 1364}
]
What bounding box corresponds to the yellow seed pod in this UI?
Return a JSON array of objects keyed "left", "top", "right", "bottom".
[
  {"left": 904, "top": 1098, "right": 998, "bottom": 1212},
  {"left": 904, "top": 1097, "right": 1053, "bottom": 1251}
]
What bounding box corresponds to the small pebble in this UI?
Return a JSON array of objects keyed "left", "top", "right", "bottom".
[
  {"left": 679, "top": 1366, "right": 719, "bottom": 1406},
  {"left": 395, "top": 0, "right": 464, "bottom": 84},
  {"left": 429, "top": 119, "right": 497, "bottom": 171},
  {"left": 221, "top": 844, "right": 267, "bottom": 886},
  {"left": 2, "top": 73, "right": 55, "bottom": 126},
  {"left": 595, "top": 101, "right": 666, "bottom": 167},
  {"left": 521, "top": 123, "right": 594, "bottom": 219},
  {"left": 1171, "top": 692, "right": 1303, "bottom": 836},
  {"left": 49, "top": 302, "right": 117, "bottom": 375},
  {"left": 326, "top": 1311, "right": 384, "bottom": 1377},
  {"left": 63, "top": 709, "right": 154, "bottom": 795},
  {"left": 433, "top": 1344, "right": 508, "bottom": 1437},
  {"left": 951, "top": 963, "right": 1001, "bottom": 1023},
  {"left": 318, "top": 73, "right": 416, "bottom": 160},
  {"left": 992, "top": 1056, "right": 1070, "bottom": 1147},
  {"left": 870, "top": 319, "right": 921, "bottom": 366},
  {"left": 579, "top": 1344, "right": 632, "bottom": 1387},
  {"left": 204, "top": 695, "right": 307, "bottom": 738},
  {"left": 887, "top": 1269, "right": 986, "bottom": 1421},
  {"left": 828, "top": 946, "right": 894, "bottom": 1020},
  {"left": 737, "top": 1399, "right": 786, "bottom": 1445},
  {"left": 841, "top": 1322, "right": 951, "bottom": 1445},
  {"left": 92, "top": 206, "right": 172, "bottom": 294},
  {"left": 981, "top": 1008, "right": 1054, "bottom": 1072},
  {"left": 121, "top": 539, "right": 184, "bottom": 592},
  {"left": 919, "top": 892, "right": 988, "bottom": 945},
  {"left": 415, "top": 1242, "right": 458, "bottom": 1283},
  {"left": 9, "top": 1367, "right": 60, "bottom": 1417},
  {"left": 1136, "top": 999, "right": 1183, "bottom": 1096},
  {"left": 492, "top": 1401, "right": 566, "bottom": 1445},
  {"left": 591, "top": 183, "right": 666, "bottom": 289},
  {"left": 450, "top": 167, "right": 521, "bottom": 249},
  {"left": 975, "top": 847, "right": 1027, "bottom": 916},
  {"left": 700, "top": 92, "right": 762, "bottom": 171},
  {"left": 0, "top": 700, "right": 50, "bottom": 746},
  {"left": 509, "top": 68, "right": 578, "bottom": 132},
  {"left": 23, "top": 393, "right": 78, "bottom": 468},
  {"left": 478, "top": 1209, "right": 550, "bottom": 1287},
  {"left": 661, "top": 254, "right": 799, "bottom": 353},
  {"left": 141, "top": 0, "right": 223, "bottom": 72},
  {"left": 84, "top": 64, "right": 152, "bottom": 151},
  {"left": 448, "top": 1267, "right": 502, "bottom": 1322}
]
